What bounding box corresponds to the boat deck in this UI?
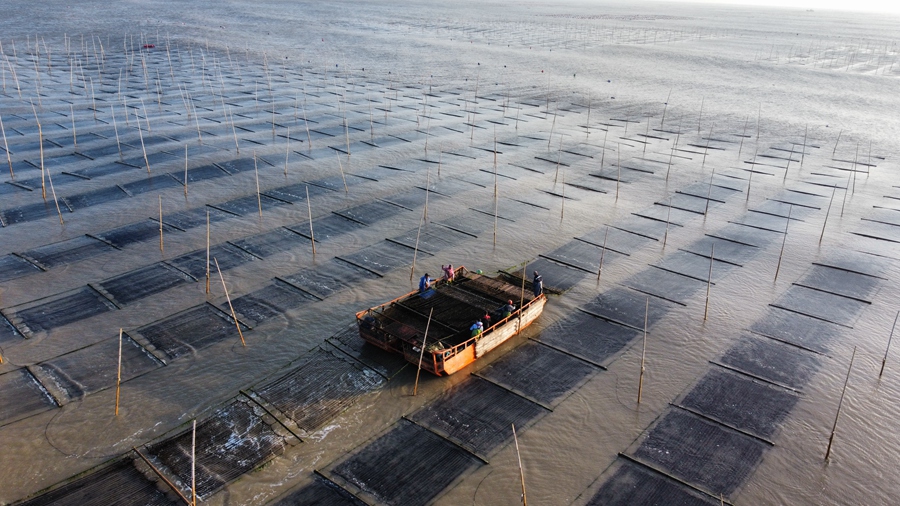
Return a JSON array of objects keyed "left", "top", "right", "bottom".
[{"left": 373, "top": 273, "right": 535, "bottom": 350}]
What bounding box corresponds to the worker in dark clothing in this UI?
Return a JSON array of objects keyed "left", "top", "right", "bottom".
[
  {"left": 533, "top": 270, "right": 543, "bottom": 297},
  {"left": 500, "top": 299, "right": 515, "bottom": 318}
]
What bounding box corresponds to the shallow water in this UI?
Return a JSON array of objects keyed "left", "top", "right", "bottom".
[{"left": 1, "top": 1, "right": 900, "bottom": 505}]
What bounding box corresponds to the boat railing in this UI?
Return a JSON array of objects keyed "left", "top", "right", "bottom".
[{"left": 436, "top": 291, "right": 545, "bottom": 360}]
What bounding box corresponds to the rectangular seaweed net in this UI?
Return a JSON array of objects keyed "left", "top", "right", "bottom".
[
  {"left": 146, "top": 400, "right": 288, "bottom": 499},
  {"left": 330, "top": 419, "right": 480, "bottom": 506},
  {"left": 253, "top": 349, "right": 383, "bottom": 432}
]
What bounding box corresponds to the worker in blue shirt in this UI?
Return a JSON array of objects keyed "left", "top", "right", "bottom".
[{"left": 419, "top": 273, "right": 434, "bottom": 293}]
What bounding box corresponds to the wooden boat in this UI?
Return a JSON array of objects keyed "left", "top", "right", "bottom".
[{"left": 356, "top": 266, "right": 546, "bottom": 376}]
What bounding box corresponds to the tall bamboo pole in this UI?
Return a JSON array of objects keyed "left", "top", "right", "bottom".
[
  {"left": 254, "top": 152, "right": 262, "bottom": 219},
  {"left": 413, "top": 308, "right": 433, "bottom": 396},
  {"left": 284, "top": 127, "right": 290, "bottom": 176},
  {"left": 111, "top": 105, "right": 122, "bottom": 160},
  {"left": 0, "top": 112, "right": 12, "bottom": 178},
  {"left": 306, "top": 186, "right": 316, "bottom": 257},
  {"left": 47, "top": 169, "right": 64, "bottom": 225},
  {"left": 70, "top": 104, "right": 77, "bottom": 147},
  {"left": 410, "top": 213, "right": 424, "bottom": 282},
  {"left": 597, "top": 226, "right": 609, "bottom": 283},
  {"left": 880, "top": 311, "right": 899, "bottom": 377},
  {"left": 158, "top": 196, "right": 164, "bottom": 252},
  {"left": 513, "top": 423, "right": 527, "bottom": 506},
  {"left": 519, "top": 262, "right": 527, "bottom": 327},
  {"left": 704, "top": 244, "right": 714, "bottom": 320},
  {"left": 637, "top": 297, "right": 648, "bottom": 403},
  {"left": 205, "top": 209, "right": 210, "bottom": 293},
  {"left": 137, "top": 108, "right": 150, "bottom": 174},
  {"left": 774, "top": 205, "right": 792, "bottom": 282},
  {"left": 825, "top": 347, "right": 856, "bottom": 460},
  {"left": 215, "top": 258, "right": 245, "bottom": 346},
  {"left": 115, "top": 328, "right": 122, "bottom": 415},
  {"left": 191, "top": 420, "right": 197, "bottom": 506},
  {"left": 493, "top": 139, "right": 499, "bottom": 247},
  {"left": 820, "top": 186, "right": 837, "bottom": 244},
  {"left": 336, "top": 152, "right": 349, "bottom": 194},
  {"left": 184, "top": 145, "right": 188, "bottom": 197}
]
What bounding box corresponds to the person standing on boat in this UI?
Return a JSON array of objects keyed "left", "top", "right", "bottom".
[
  {"left": 533, "top": 270, "right": 543, "bottom": 297},
  {"left": 470, "top": 321, "right": 483, "bottom": 337},
  {"left": 500, "top": 300, "right": 515, "bottom": 318},
  {"left": 419, "top": 273, "right": 434, "bottom": 293},
  {"left": 442, "top": 264, "right": 455, "bottom": 283}
]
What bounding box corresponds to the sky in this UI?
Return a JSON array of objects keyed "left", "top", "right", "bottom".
[{"left": 657, "top": 0, "right": 900, "bottom": 14}]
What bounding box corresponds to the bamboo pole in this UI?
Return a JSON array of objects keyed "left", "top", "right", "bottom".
[
  {"left": 586, "top": 95, "right": 592, "bottom": 135},
  {"left": 756, "top": 103, "right": 761, "bottom": 140},
  {"left": 704, "top": 166, "right": 716, "bottom": 215},
  {"left": 560, "top": 168, "right": 566, "bottom": 221},
  {"left": 70, "top": 104, "right": 77, "bottom": 147},
  {"left": 519, "top": 262, "right": 528, "bottom": 327},
  {"left": 512, "top": 423, "right": 527, "bottom": 506},
  {"left": 344, "top": 117, "right": 351, "bottom": 157},
  {"left": 229, "top": 107, "right": 239, "bottom": 154},
  {"left": 880, "top": 311, "right": 899, "bottom": 377},
  {"left": 183, "top": 145, "right": 189, "bottom": 197},
  {"left": 774, "top": 205, "right": 792, "bottom": 282},
  {"left": 306, "top": 186, "right": 316, "bottom": 257},
  {"left": 615, "top": 144, "right": 621, "bottom": 202},
  {"left": 413, "top": 308, "right": 433, "bottom": 396},
  {"left": 141, "top": 98, "right": 151, "bottom": 134},
  {"left": 424, "top": 168, "right": 430, "bottom": 221},
  {"left": 746, "top": 149, "right": 757, "bottom": 202},
  {"left": 137, "top": 109, "right": 150, "bottom": 174},
  {"left": 191, "top": 419, "right": 197, "bottom": 506},
  {"left": 158, "top": 196, "right": 164, "bottom": 252},
  {"left": 820, "top": 186, "right": 836, "bottom": 245},
  {"left": 0, "top": 112, "right": 12, "bottom": 178},
  {"left": 115, "top": 328, "right": 122, "bottom": 415},
  {"left": 660, "top": 89, "right": 670, "bottom": 128},
  {"left": 599, "top": 128, "right": 608, "bottom": 174},
  {"left": 638, "top": 297, "right": 648, "bottom": 404},
  {"left": 737, "top": 115, "right": 748, "bottom": 159},
  {"left": 801, "top": 124, "right": 808, "bottom": 167},
  {"left": 597, "top": 226, "right": 609, "bottom": 283},
  {"left": 493, "top": 144, "right": 499, "bottom": 247},
  {"left": 663, "top": 199, "right": 672, "bottom": 249},
  {"left": 410, "top": 213, "right": 424, "bottom": 282},
  {"left": 111, "top": 105, "right": 122, "bottom": 160},
  {"left": 215, "top": 258, "right": 246, "bottom": 346},
  {"left": 832, "top": 129, "right": 842, "bottom": 157},
  {"left": 666, "top": 135, "right": 676, "bottom": 182},
  {"left": 205, "top": 209, "right": 210, "bottom": 293},
  {"left": 190, "top": 93, "right": 202, "bottom": 144},
  {"left": 697, "top": 96, "right": 704, "bottom": 134},
  {"left": 336, "top": 152, "right": 349, "bottom": 194},
  {"left": 302, "top": 104, "right": 312, "bottom": 151},
  {"left": 704, "top": 244, "right": 714, "bottom": 320},
  {"left": 783, "top": 144, "right": 794, "bottom": 183},
  {"left": 825, "top": 346, "right": 856, "bottom": 461},
  {"left": 284, "top": 126, "right": 290, "bottom": 176},
  {"left": 35, "top": 110, "right": 47, "bottom": 199},
  {"left": 254, "top": 152, "right": 262, "bottom": 219},
  {"left": 554, "top": 136, "right": 563, "bottom": 184},
  {"left": 47, "top": 169, "right": 64, "bottom": 225},
  {"left": 133, "top": 447, "right": 192, "bottom": 506}
]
